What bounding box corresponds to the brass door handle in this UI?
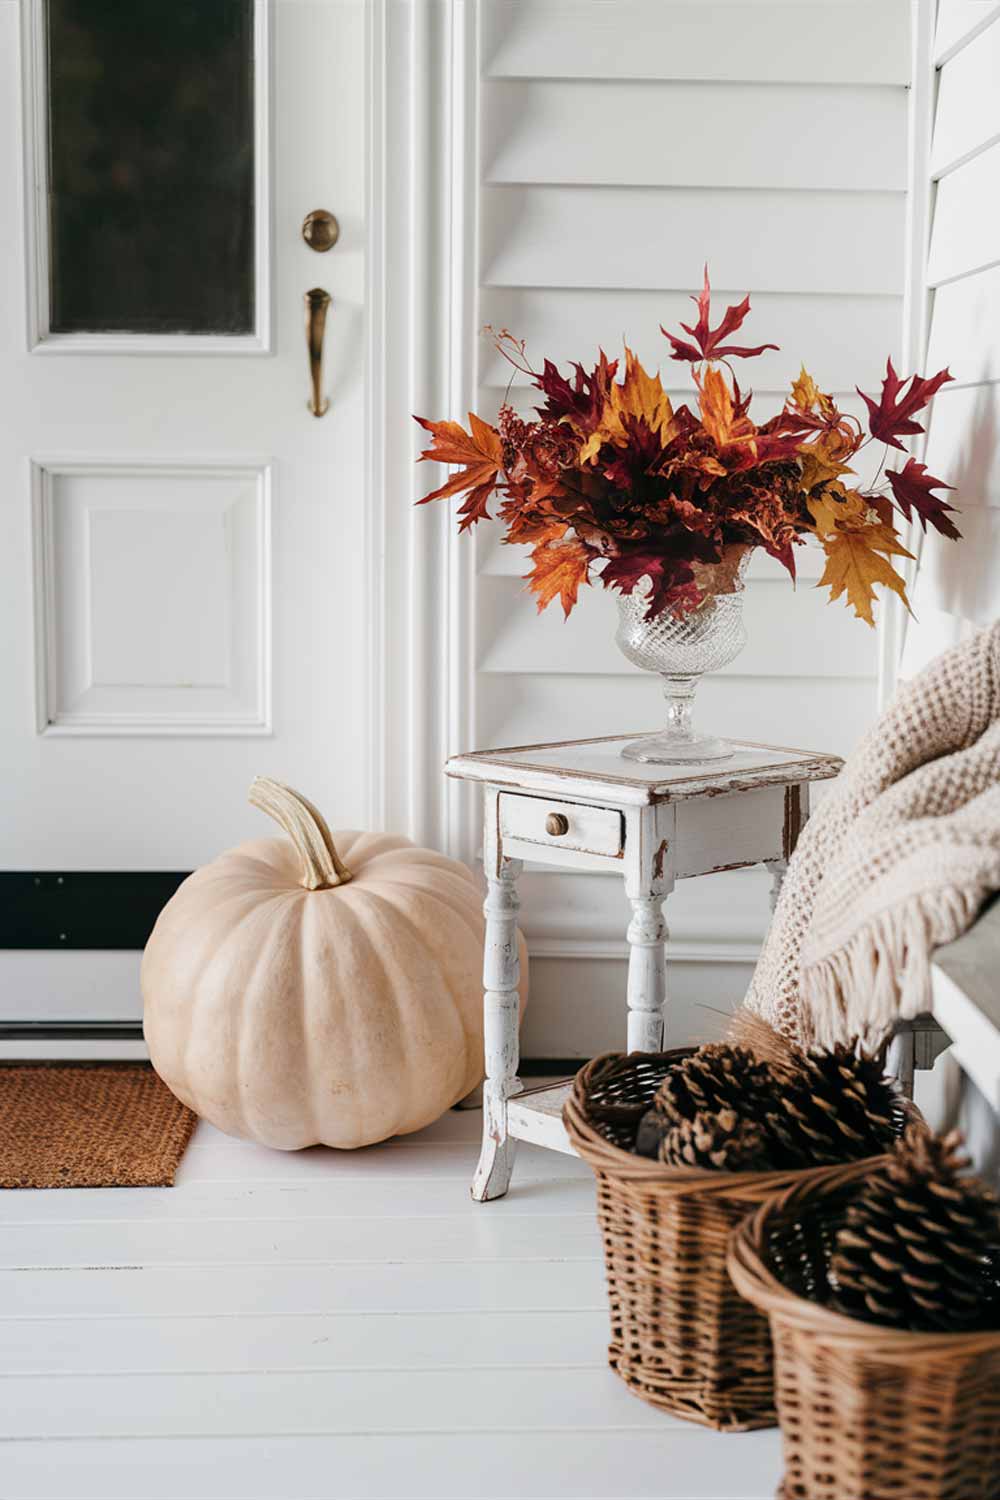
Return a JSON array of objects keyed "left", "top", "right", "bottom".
[{"left": 305, "top": 288, "right": 331, "bottom": 417}]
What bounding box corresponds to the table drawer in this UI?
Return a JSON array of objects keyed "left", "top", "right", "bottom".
[{"left": 498, "top": 793, "right": 624, "bottom": 858}]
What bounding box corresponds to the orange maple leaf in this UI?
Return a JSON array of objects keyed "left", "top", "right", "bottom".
[
  {"left": 524, "top": 538, "right": 592, "bottom": 618},
  {"left": 578, "top": 348, "right": 676, "bottom": 464},
  {"left": 415, "top": 412, "right": 503, "bottom": 529},
  {"left": 696, "top": 365, "right": 756, "bottom": 452}
]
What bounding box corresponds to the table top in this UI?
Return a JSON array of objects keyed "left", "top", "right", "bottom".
[{"left": 446, "top": 734, "right": 843, "bottom": 807}]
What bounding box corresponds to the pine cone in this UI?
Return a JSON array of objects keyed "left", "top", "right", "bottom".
[
  {"left": 771, "top": 1045, "right": 899, "bottom": 1167},
  {"left": 829, "top": 1127, "right": 1000, "bottom": 1332},
  {"left": 654, "top": 1044, "right": 773, "bottom": 1122},
  {"left": 660, "top": 1108, "right": 773, "bottom": 1172}
]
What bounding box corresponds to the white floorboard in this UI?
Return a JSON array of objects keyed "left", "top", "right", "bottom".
[{"left": 0, "top": 1110, "right": 783, "bottom": 1499}]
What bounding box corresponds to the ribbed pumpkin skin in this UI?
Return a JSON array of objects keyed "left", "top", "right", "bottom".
[{"left": 142, "top": 831, "right": 527, "bottom": 1149}]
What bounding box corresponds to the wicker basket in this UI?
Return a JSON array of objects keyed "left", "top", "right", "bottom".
[
  {"left": 728, "top": 1158, "right": 1000, "bottom": 1500},
  {"left": 563, "top": 1049, "right": 865, "bottom": 1432}
]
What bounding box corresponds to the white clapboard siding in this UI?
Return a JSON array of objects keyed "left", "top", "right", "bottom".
[
  {"left": 483, "top": 81, "right": 906, "bottom": 192},
  {"left": 922, "top": 384, "right": 1000, "bottom": 505},
  {"left": 478, "top": 289, "right": 901, "bottom": 394},
  {"left": 476, "top": 675, "right": 877, "bottom": 765},
  {"left": 471, "top": 1, "right": 903, "bottom": 1053},
  {"left": 482, "top": 185, "right": 906, "bottom": 295},
  {"left": 902, "top": 5, "right": 1000, "bottom": 678},
  {"left": 477, "top": 577, "right": 875, "bottom": 681},
  {"left": 911, "top": 508, "right": 1000, "bottom": 627},
  {"left": 926, "top": 139, "right": 1000, "bottom": 286},
  {"left": 934, "top": 0, "right": 1000, "bottom": 64},
  {"left": 479, "top": 529, "right": 831, "bottom": 581},
  {"left": 482, "top": 0, "right": 910, "bottom": 86},
  {"left": 931, "top": 12, "right": 1000, "bottom": 176},
  {"left": 925, "top": 263, "right": 1000, "bottom": 386}
]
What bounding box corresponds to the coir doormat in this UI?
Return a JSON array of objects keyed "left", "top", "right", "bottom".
[{"left": 0, "top": 1063, "right": 198, "bottom": 1188}]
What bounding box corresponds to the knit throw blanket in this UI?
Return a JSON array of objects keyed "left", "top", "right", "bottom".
[{"left": 745, "top": 622, "right": 1000, "bottom": 1051}]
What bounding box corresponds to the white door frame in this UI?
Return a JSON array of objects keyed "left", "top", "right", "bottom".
[{"left": 365, "top": 0, "right": 479, "bottom": 863}]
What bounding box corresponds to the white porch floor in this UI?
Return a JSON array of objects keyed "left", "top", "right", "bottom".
[{"left": 0, "top": 1102, "right": 782, "bottom": 1499}]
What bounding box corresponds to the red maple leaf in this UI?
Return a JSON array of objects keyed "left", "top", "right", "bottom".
[
  {"left": 662, "top": 267, "right": 778, "bottom": 364},
  {"left": 857, "top": 360, "right": 953, "bottom": 451},
  {"left": 602, "top": 535, "right": 719, "bottom": 620},
  {"left": 534, "top": 351, "right": 619, "bottom": 434},
  {"left": 414, "top": 413, "right": 503, "bottom": 530},
  {"left": 886, "top": 459, "right": 961, "bottom": 539}
]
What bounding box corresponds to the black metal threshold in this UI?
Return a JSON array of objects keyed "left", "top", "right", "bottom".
[{"left": 0, "top": 1022, "right": 583, "bottom": 1071}]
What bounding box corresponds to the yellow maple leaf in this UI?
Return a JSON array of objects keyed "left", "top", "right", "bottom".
[
  {"left": 524, "top": 538, "right": 592, "bottom": 618},
  {"left": 578, "top": 347, "right": 675, "bottom": 464},
  {"left": 790, "top": 364, "right": 837, "bottom": 418},
  {"left": 790, "top": 366, "right": 821, "bottom": 412},
  {"left": 798, "top": 433, "right": 855, "bottom": 494},
  {"left": 807, "top": 485, "right": 865, "bottom": 538},
  {"left": 816, "top": 524, "right": 913, "bottom": 626}
]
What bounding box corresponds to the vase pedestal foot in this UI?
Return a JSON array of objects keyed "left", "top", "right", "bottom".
[{"left": 620, "top": 731, "right": 736, "bottom": 765}]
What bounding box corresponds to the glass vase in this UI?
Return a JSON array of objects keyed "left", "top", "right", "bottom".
[{"left": 615, "top": 548, "right": 750, "bottom": 765}]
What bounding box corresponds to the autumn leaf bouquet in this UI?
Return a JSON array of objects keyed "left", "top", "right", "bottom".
[{"left": 415, "top": 270, "right": 959, "bottom": 628}]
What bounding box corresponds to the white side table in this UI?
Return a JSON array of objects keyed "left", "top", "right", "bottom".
[{"left": 445, "top": 733, "right": 843, "bottom": 1201}]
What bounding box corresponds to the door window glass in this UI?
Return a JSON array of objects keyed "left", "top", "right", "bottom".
[{"left": 45, "top": 0, "right": 255, "bottom": 335}]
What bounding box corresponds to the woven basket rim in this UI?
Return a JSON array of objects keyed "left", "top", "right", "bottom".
[
  {"left": 563, "top": 1050, "right": 897, "bottom": 1200},
  {"left": 727, "top": 1155, "right": 1000, "bottom": 1359}
]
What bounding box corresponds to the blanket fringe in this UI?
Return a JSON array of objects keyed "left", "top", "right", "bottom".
[{"left": 799, "top": 886, "right": 979, "bottom": 1054}]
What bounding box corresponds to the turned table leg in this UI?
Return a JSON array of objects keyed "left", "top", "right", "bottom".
[
  {"left": 626, "top": 887, "right": 671, "bottom": 1053},
  {"left": 472, "top": 855, "right": 523, "bottom": 1202}
]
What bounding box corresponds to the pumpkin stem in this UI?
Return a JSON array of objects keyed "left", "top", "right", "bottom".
[{"left": 248, "top": 777, "right": 353, "bottom": 890}]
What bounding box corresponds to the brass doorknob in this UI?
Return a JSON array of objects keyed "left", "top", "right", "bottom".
[
  {"left": 545, "top": 813, "right": 569, "bottom": 837},
  {"left": 301, "top": 209, "right": 340, "bottom": 252}
]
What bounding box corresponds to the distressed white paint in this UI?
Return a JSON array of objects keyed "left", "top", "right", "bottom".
[
  {"left": 499, "top": 793, "right": 624, "bottom": 858},
  {"left": 455, "top": 737, "right": 838, "bottom": 1193},
  {"left": 505, "top": 1079, "right": 576, "bottom": 1154},
  {"left": 625, "top": 888, "right": 670, "bottom": 1054},
  {"left": 474, "top": 787, "right": 524, "bottom": 1200}
]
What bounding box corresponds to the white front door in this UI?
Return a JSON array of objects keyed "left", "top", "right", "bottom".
[{"left": 0, "top": 0, "right": 369, "bottom": 1044}]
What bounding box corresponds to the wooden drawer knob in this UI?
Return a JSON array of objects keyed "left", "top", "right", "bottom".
[{"left": 545, "top": 812, "right": 570, "bottom": 837}]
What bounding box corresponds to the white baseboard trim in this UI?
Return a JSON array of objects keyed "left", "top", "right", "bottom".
[{"left": 0, "top": 1037, "right": 149, "bottom": 1061}]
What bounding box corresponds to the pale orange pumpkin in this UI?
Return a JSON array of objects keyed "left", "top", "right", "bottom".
[{"left": 142, "top": 777, "right": 527, "bottom": 1149}]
